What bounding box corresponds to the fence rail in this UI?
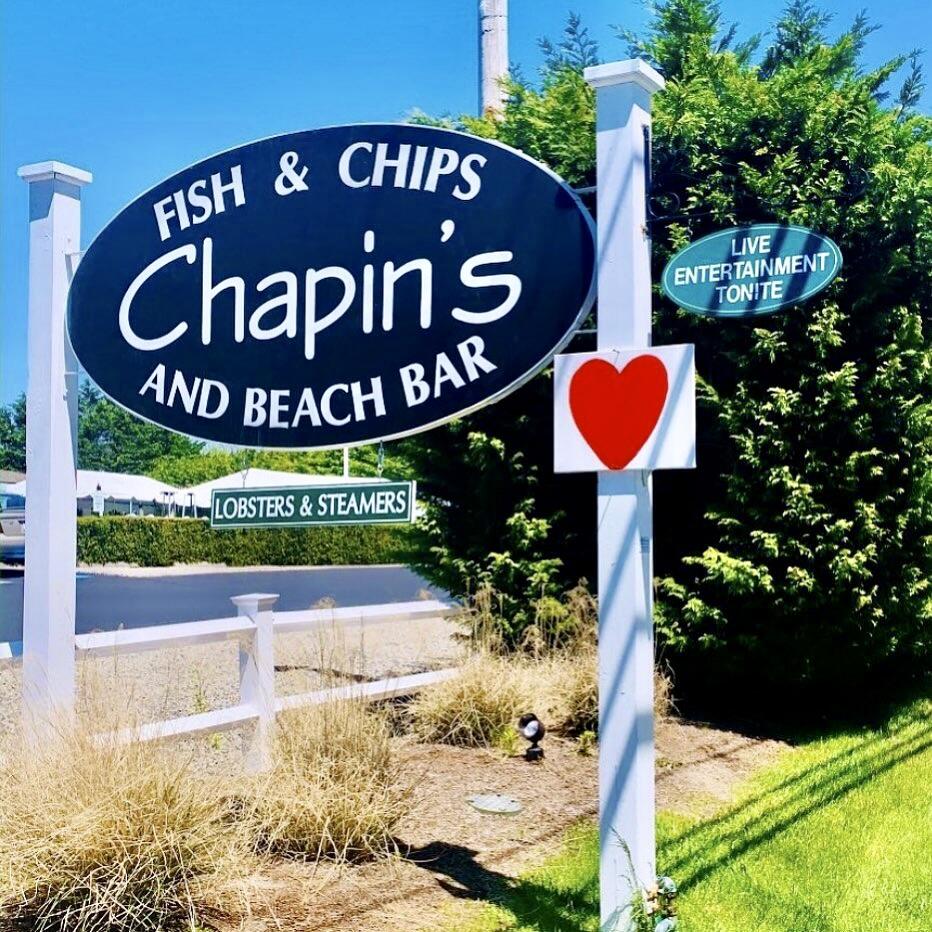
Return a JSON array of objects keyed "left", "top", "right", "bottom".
[{"left": 1, "top": 594, "right": 460, "bottom": 770}]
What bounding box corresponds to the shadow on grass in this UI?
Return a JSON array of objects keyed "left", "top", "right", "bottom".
[
  {"left": 660, "top": 712, "right": 931, "bottom": 889},
  {"left": 422, "top": 705, "right": 931, "bottom": 931}
]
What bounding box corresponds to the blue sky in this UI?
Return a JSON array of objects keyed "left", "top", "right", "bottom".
[{"left": 2, "top": 0, "right": 929, "bottom": 406}]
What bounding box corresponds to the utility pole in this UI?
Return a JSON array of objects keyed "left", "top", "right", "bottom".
[{"left": 479, "top": 0, "right": 508, "bottom": 115}]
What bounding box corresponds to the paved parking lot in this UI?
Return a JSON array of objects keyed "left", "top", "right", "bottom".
[{"left": 0, "top": 565, "right": 446, "bottom": 642}]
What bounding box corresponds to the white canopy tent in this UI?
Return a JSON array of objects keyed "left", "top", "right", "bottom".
[
  {"left": 3, "top": 469, "right": 182, "bottom": 514},
  {"left": 4, "top": 467, "right": 396, "bottom": 517},
  {"left": 184, "top": 468, "right": 388, "bottom": 511}
]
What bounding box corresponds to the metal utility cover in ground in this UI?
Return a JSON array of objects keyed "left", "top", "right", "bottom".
[
  {"left": 468, "top": 794, "right": 523, "bottom": 816},
  {"left": 210, "top": 481, "right": 415, "bottom": 529}
]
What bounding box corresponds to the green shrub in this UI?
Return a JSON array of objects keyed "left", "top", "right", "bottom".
[{"left": 76, "top": 516, "right": 420, "bottom": 567}]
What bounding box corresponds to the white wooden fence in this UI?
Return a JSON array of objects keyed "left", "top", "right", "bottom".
[{"left": 0, "top": 594, "right": 459, "bottom": 770}]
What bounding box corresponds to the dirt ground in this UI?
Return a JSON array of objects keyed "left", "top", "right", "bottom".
[{"left": 226, "top": 720, "right": 786, "bottom": 932}]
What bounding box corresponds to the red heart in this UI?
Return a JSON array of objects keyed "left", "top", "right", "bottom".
[{"left": 569, "top": 355, "right": 669, "bottom": 469}]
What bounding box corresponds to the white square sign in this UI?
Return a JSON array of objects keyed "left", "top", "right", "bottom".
[{"left": 554, "top": 344, "right": 696, "bottom": 473}]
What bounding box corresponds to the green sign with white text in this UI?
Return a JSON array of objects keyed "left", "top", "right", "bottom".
[
  {"left": 661, "top": 224, "right": 842, "bottom": 317},
  {"left": 210, "top": 481, "right": 415, "bottom": 529}
]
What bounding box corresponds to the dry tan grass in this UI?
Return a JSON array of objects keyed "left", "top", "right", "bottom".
[
  {"left": 411, "top": 579, "right": 674, "bottom": 750},
  {"left": 408, "top": 581, "right": 601, "bottom": 749},
  {"left": 654, "top": 664, "right": 675, "bottom": 720},
  {"left": 409, "top": 652, "right": 539, "bottom": 748},
  {"left": 0, "top": 726, "right": 253, "bottom": 932},
  {"left": 238, "top": 623, "right": 412, "bottom": 863},
  {"left": 241, "top": 697, "right": 411, "bottom": 863},
  {"left": 521, "top": 583, "right": 599, "bottom": 656},
  {"left": 543, "top": 651, "right": 674, "bottom": 737},
  {"left": 546, "top": 646, "right": 599, "bottom": 737},
  {"left": 410, "top": 645, "right": 674, "bottom": 750},
  {"left": 457, "top": 581, "right": 599, "bottom": 657}
]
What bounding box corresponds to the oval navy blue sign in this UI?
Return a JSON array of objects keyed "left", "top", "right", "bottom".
[
  {"left": 68, "top": 124, "right": 595, "bottom": 448},
  {"left": 661, "top": 224, "right": 842, "bottom": 317}
]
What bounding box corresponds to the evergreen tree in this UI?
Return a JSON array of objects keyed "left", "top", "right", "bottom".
[
  {"left": 1, "top": 385, "right": 205, "bottom": 476},
  {"left": 76, "top": 383, "right": 203, "bottom": 475},
  {"left": 643, "top": 0, "right": 932, "bottom": 708},
  {"left": 0, "top": 395, "right": 27, "bottom": 473},
  {"left": 406, "top": 1, "right": 932, "bottom": 708}
]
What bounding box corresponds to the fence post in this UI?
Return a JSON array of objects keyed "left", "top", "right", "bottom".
[
  {"left": 232, "top": 593, "right": 279, "bottom": 772},
  {"left": 17, "top": 161, "right": 92, "bottom": 739}
]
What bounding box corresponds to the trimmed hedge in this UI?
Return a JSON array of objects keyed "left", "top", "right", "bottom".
[{"left": 77, "top": 516, "right": 420, "bottom": 567}]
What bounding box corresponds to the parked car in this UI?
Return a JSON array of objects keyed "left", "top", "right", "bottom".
[{"left": 0, "top": 493, "right": 25, "bottom": 563}]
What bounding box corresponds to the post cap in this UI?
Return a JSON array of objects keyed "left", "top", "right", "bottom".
[
  {"left": 584, "top": 59, "right": 665, "bottom": 95},
  {"left": 231, "top": 593, "right": 280, "bottom": 612},
  {"left": 18, "top": 161, "right": 93, "bottom": 186}
]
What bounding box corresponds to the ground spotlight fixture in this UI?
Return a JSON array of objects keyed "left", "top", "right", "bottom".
[{"left": 518, "top": 713, "right": 545, "bottom": 762}]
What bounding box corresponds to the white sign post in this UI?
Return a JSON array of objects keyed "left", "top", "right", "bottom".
[
  {"left": 17, "top": 161, "right": 91, "bottom": 736},
  {"left": 582, "top": 60, "right": 666, "bottom": 929}
]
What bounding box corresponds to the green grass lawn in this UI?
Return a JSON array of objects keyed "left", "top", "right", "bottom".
[{"left": 461, "top": 698, "right": 931, "bottom": 931}]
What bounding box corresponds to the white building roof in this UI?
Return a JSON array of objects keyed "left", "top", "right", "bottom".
[
  {"left": 184, "top": 468, "right": 388, "bottom": 510},
  {"left": 5, "top": 467, "right": 391, "bottom": 512},
  {"left": 3, "top": 469, "right": 180, "bottom": 503}
]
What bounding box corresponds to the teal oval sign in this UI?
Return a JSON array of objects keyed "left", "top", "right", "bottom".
[{"left": 661, "top": 224, "right": 842, "bottom": 317}]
